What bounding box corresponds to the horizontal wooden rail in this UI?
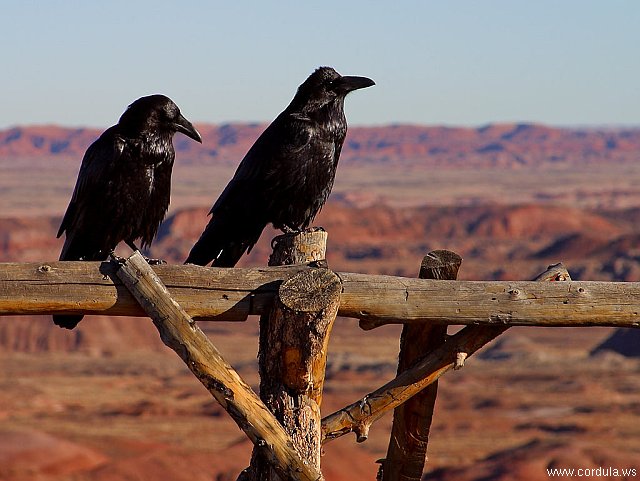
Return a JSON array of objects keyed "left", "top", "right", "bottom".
[{"left": 1, "top": 261, "right": 640, "bottom": 328}]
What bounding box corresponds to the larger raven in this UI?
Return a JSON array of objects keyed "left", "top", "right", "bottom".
[
  {"left": 54, "top": 94, "right": 202, "bottom": 329},
  {"left": 186, "top": 67, "right": 374, "bottom": 267}
]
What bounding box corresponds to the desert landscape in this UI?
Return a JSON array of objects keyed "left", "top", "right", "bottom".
[{"left": 1, "top": 123, "right": 640, "bottom": 480}]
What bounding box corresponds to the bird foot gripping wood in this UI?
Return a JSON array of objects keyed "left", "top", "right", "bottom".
[
  {"left": 108, "top": 251, "right": 126, "bottom": 265},
  {"left": 144, "top": 257, "right": 167, "bottom": 265},
  {"left": 109, "top": 250, "right": 165, "bottom": 266}
]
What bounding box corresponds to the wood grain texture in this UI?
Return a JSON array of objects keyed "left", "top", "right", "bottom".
[
  {"left": 1, "top": 261, "right": 639, "bottom": 328},
  {"left": 116, "top": 252, "right": 322, "bottom": 481}
]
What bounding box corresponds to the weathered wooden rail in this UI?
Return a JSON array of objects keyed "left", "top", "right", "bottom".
[
  {"left": 1, "top": 261, "right": 640, "bottom": 328},
  {"left": 1, "top": 231, "right": 638, "bottom": 481}
]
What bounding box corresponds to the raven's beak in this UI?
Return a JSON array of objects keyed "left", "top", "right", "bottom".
[
  {"left": 335, "top": 75, "right": 376, "bottom": 94},
  {"left": 175, "top": 114, "right": 202, "bottom": 143}
]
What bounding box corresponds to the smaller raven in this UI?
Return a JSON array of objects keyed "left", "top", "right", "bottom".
[
  {"left": 54, "top": 94, "right": 202, "bottom": 329},
  {"left": 186, "top": 67, "right": 374, "bottom": 267}
]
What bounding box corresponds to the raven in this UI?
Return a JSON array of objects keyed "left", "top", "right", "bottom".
[
  {"left": 54, "top": 94, "right": 202, "bottom": 329},
  {"left": 185, "top": 67, "right": 374, "bottom": 267}
]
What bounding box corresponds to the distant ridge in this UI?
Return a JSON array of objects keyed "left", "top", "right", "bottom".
[
  {"left": 591, "top": 329, "right": 640, "bottom": 357},
  {"left": 1, "top": 123, "right": 639, "bottom": 168}
]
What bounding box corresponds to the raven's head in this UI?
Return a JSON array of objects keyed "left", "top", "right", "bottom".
[
  {"left": 292, "top": 67, "right": 375, "bottom": 112},
  {"left": 119, "top": 94, "right": 202, "bottom": 143}
]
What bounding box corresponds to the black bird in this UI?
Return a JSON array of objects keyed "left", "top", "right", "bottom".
[
  {"left": 185, "top": 67, "right": 374, "bottom": 267},
  {"left": 54, "top": 94, "right": 202, "bottom": 329}
]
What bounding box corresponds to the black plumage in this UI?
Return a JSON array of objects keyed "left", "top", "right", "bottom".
[
  {"left": 186, "top": 67, "right": 374, "bottom": 267},
  {"left": 54, "top": 94, "right": 202, "bottom": 329}
]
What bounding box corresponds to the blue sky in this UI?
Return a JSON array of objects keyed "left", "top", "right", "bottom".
[{"left": 2, "top": 1, "right": 639, "bottom": 128}]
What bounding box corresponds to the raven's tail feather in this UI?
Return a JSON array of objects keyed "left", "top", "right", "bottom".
[
  {"left": 54, "top": 242, "right": 87, "bottom": 329},
  {"left": 53, "top": 315, "right": 84, "bottom": 330},
  {"left": 185, "top": 214, "right": 261, "bottom": 267},
  {"left": 54, "top": 237, "right": 108, "bottom": 330}
]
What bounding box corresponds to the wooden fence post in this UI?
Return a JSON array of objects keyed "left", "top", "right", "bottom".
[
  {"left": 244, "top": 230, "right": 338, "bottom": 481},
  {"left": 380, "top": 250, "right": 462, "bottom": 481}
]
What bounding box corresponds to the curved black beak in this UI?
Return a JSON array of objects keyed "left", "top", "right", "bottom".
[
  {"left": 175, "top": 114, "right": 202, "bottom": 143},
  {"left": 334, "top": 75, "right": 376, "bottom": 94}
]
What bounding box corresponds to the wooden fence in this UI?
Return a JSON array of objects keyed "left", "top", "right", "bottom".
[{"left": 0, "top": 230, "right": 638, "bottom": 481}]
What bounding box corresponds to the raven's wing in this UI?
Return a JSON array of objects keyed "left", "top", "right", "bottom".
[
  {"left": 210, "top": 113, "right": 313, "bottom": 216},
  {"left": 185, "top": 114, "right": 314, "bottom": 267},
  {"left": 57, "top": 128, "right": 125, "bottom": 239},
  {"left": 54, "top": 129, "right": 125, "bottom": 328}
]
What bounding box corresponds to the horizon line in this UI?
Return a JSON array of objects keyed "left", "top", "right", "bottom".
[{"left": 1, "top": 121, "right": 640, "bottom": 132}]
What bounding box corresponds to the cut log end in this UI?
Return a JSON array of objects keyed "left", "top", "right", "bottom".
[
  {"left": 533, "top": 262, "right": 572, "bottom": 282},
  {"left": 279, "top": 269, "right": 342, "bottom": 312},
  {"left": 355, "top": 422, "right": 371, "bottom": 443},
  {"left": 420, "top": 250, "right": 462, "bottom": 280}
]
